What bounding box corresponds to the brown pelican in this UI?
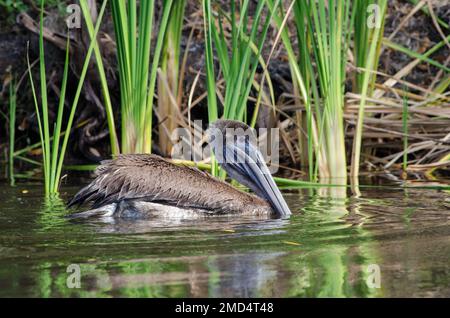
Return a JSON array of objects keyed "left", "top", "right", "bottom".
[{"left": 68, "top": 120, "right": 291, "bottom": 219}]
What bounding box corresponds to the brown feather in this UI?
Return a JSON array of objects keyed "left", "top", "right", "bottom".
[{"left": 69, "top": 154, "right": 272, "bottom": 215}]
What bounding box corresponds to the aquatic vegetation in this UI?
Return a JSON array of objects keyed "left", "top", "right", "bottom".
[
  {"left": 27, "top": 0, "right": 108, "bottom": 195},
  {"left": 203, "top": 0, "right": 280, "bottom": 176},
  {"left": 8, "top": 77, "right": 16, "bottom": 186},
  {"left": 0, "top": 0, "right": 447, "bottom": 190},
  {"left": 402, "top": 88, "right": 409, "bottom": 173},
  {"left": 157, "top": 0, "right": 186, "bottom": 156},
  {"left": 111, "top": 0, "right": 175, "bottom": 154},
  {"left": 269, "top": 0, "right": 354, "bottom": 182},
  {"left": 79, "top": 0, "right": 120, "bottom": 156},
  {"left": 350, "top": 0, "right": 387, "bottom": 181}
]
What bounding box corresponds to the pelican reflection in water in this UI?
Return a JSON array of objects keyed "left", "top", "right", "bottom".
[{"left": 68, "top": 120, "right": 291, "bottom": 219}]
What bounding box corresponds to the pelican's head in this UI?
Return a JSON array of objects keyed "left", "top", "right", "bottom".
[{"left": 207, "top": 119, "right": 291, "bottom": 218}]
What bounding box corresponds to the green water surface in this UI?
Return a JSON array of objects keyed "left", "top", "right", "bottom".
[{"left": 0, "top": 182, "right": 449, "bottom": 297}]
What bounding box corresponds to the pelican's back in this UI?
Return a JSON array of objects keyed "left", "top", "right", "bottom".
[{"left": 69, "top": 154, "right": 271, "bottom": 215}]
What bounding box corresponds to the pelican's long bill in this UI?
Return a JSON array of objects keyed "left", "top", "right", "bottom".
[{"left": 208, "top": 121, "right": 292, "bottom": 218}]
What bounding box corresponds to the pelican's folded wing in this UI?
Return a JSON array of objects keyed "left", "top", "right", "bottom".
[{"left": 67, "top": 154, "right": 256, "bottom": 213}]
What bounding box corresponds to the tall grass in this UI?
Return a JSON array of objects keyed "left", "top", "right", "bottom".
[
  {"left": 21, "top": 0, "right": 446, "bottom": 194},
  {"left": 27, "top": 0, "right": 108, "bottom": 196},
  {"left": 79, "top": 0, "right": 119, "bottom": 155},
  {"left": 350, "top": 0, "right": 387, "bottom": 180},
  {"left": 269, "top": 0, "right": 388, "bottom": 184},
  {"left": 8, "top": 77, "right": 16, "bottom": 186},
  {"left": 203, "top": 0, "right": 280, "bottom": 176},
  {"left": 352, "top": 0, "right": 387, "bottom": 93},
  {"left": 111, "top": 0, "right": 175, "bottom": 154},
  {"left": 402, "top": 88, "right": 409, "bottom": 173},
  {"left": 157, "top": 0, "right": 186, "bottom": 156},
  {"left": 270, "top": 0, "right": 352, "bottom": 182}
]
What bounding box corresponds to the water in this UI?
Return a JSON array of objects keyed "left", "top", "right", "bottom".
[{"left": 0, "top": 182, "right": 449, "bottom": 297}]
